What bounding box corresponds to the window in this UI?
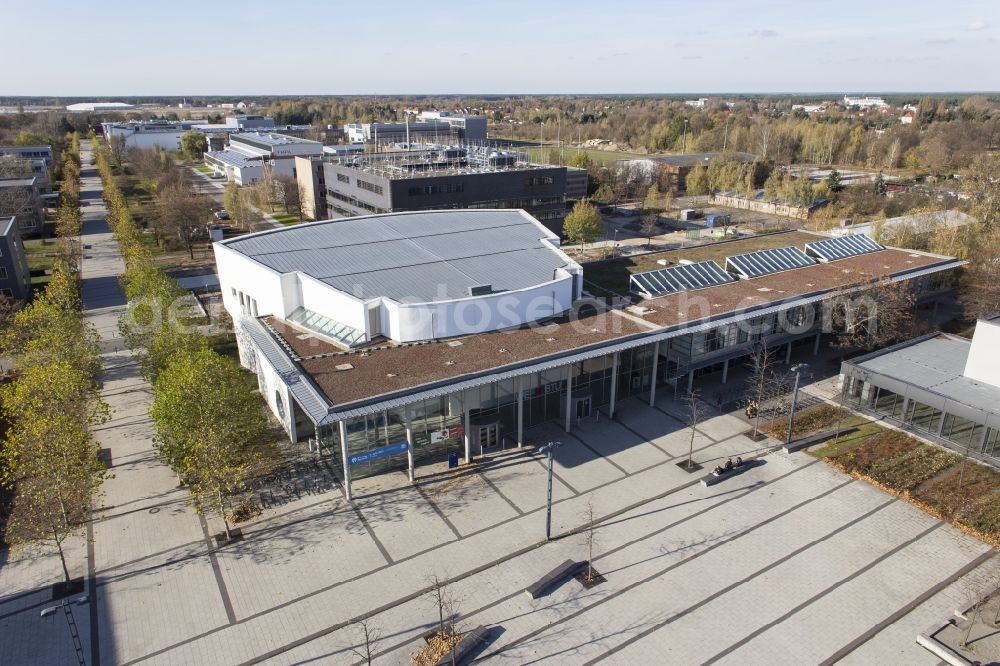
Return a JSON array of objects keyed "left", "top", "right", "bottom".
[
  {"left": 337, "top": 173, "right": 350, "bottom": 183},
  {"left": 0, "top": 266, "right": 7, "bottom": 280},
  {"left": 356, "top": 179, "right": 383, "bottom": 195},
  {"left": 526, "top": 176, "right": 554, "bottom": 186}
]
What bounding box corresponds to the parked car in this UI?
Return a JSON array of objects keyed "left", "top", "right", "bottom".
[{"left": 214, "top": 209, "right": 230, "bottom": 220}]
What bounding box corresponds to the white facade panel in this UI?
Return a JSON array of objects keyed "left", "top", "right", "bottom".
[{"left": 964, "top": 319, "right": 1000, "bottom": 388}]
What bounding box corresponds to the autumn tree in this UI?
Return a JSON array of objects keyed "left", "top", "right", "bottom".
[
  {"left": 563, "top": 199, "right": 604, "bottom": 246},
  {"left": 108, "top": 135, "right": 128, "bottom": 167},
  {"left": 592, "top": 183, "right": 615, "bottom": 204},
  {"left": 180, "top": 131, "right": 208, "bottom": 160},
  {"left": 963, "top": 153, "right": 1000, "bottom": 231},
  {"left": 150, "top": 349, "right": 268, "bottom": 541},
  {"left": 641, "top": 213, "right": 658, "bottom": 247},
  {"left": 158, "top": 179, "right": 212, "bottom": 258},
  {"left": 685, "top": 165, "right": 709, "bottom": 195}
]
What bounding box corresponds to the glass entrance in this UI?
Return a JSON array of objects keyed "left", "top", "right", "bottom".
[
  {"left": 477, "top": 424, "right": 499, "bottom": 454},
  {"left": 576, "top": 396, "right": 592, "bottom": 421}
]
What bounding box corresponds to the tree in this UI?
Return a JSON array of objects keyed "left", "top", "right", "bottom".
[
  {"left": 0, "top": 154, "right": 34, "bottom": 178},
  {"left": 685, "top": 165, "right": 710, "bottom": 195},
  {"left": 276, "top": 176, "right": 302, "bottom": 221},
  {"left": 825, "top": 168, "right": 842, "bottom": 192},
  {"left": 746, "top": 342, "right": 779, "bottom": 439},
  {"left": 180, "top": 131, "right": 208, "bottom": 160},
  {"left": 963, "top": 153, "right": 1000, "bottom": 231},
  {"left": 563, "top": 199, "right": 603, "bottom": 246},
  {"left": 592, "top": 183, "right": 615, "bottom": 204},
  {"left": 150, "top": 349, "right": 268, "bottom": 541},
  {"left": 873, "top": 171, "right": 887, "bottom": 196},
  {"left": 108, "top": 135, "right": 128, "bottom": 167},
  {"left": 681, "top": 389, "right": 702, "bottom": 470},
  {"left": 825, "top": 277, "right": 917, "bottom": 352},
  {"left": 567, "top": 151, "right": 592, "bottom": 170},
  {"left": 158, "top": 179, "right": 211, "bottom": 258},
  {"left": 582, "top": 498, "right": 598, "bottom": 584},
  {"left": 641, "top": 213, "right": 658, "bottom": 248},
  {"left": 350, "top": 618, "right": 382, "bottom": 665},
  {"left": 644, "top": 183, "right": 662, "bottom": 212}
]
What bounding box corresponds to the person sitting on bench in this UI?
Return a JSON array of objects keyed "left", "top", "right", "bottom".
[
  {"left": 714, "top": 465, "right": 725, "bottom": 475},
  {"left": 725, "top": 458, "right": 734, "bottom": 471},
  {"left": 735, "top": 456, "right": 743, "bottom": 467}
]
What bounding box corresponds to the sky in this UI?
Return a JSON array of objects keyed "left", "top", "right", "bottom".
[{"left": 3, "top": 0, "right": 999, "bottom": 96}]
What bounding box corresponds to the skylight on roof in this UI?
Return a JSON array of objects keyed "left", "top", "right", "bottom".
[
  {"left": 804, "top": 235, "right": 884, "bottom": 261},
  {"left": 725, "top": 246, "right": 816, "bottom": 278},
  {"left": 629, "top": 260, "right": 734, "bottom": 297},
  {"left": 287, "top": 307, "right": 366, "bottom": 348}
]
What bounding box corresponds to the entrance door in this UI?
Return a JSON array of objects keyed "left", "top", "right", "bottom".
[
  {"left": 478, "top": 424, "right": 498, "bottom": 454},
  {"left": 576, "top": 397, "right": 591, "bottom": 421}
]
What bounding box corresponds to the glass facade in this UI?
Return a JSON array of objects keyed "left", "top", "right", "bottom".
[{"left": 846, "top": 376, "right": 1000, "bottom": 465}]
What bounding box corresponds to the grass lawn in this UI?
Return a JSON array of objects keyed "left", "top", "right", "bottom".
[
  {"left": 270, "top": 212, "right": 300, "bottom": 225},
  {"left": 581, "top": 229, "right": 821, "bottom": 294},
  {"left": 194, "top": 165, "right": 213, "bottom": 175},
  {"left": 22, "top": 239, "right": 58, "bottom": 273}
]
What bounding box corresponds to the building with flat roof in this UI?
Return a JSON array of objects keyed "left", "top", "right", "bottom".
[
  {"left": 66, "top": 102, "right": 135, "bottom": 112},
  {"left": 318, "top": 145, "right": 569, "bottom": 233},
  {"left": 101, "top": 120, "right": 196, "bottom": 151},
  {"left": 841, "top": 315, "right": 1000, "bottom": 467},
  {"left": 843, "top": 95, "right": 888, "bottom": 109},
  {"left": 344, "top": 115, "right": 487, "bottom": 146},
  {"left": 0, "top": 146, "right": 53, "bottom": 193},
  {"left": 0, "top": 216, "right": 31, "bottom": 302},
  {"left": 215, "top": 217, "right": 961, "bottom": 496},
  {"left": 204, "top": 131, "right": 323, "bottom": 185},
  {"left": 0, "top": 176, "right": 43, "bottom": 236}
]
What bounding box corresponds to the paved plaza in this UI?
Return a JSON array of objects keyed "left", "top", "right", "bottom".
[{"left": 0, "top": 147, "right": 997, "bottom": 665}]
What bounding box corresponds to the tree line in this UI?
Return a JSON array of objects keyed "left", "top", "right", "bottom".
[
  {"left": 0, "top": 133, "right": 110, "bottom": 586},
  {"left": 93, "top": 136, "right": 269, "bottom": 541}
]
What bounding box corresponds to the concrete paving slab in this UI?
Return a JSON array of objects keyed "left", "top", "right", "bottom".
[
  {"left": 420, "top": 471, "right": 520, "bottom": 537},
  {"left": 477, "top": 452, "right": 576, "bottom": 514},
  {"left": 354, "top": 486, "right": 459, "bottom": 562}
]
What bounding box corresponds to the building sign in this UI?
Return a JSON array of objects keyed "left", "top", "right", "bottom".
[
  {"left": 348, "top": 441, "right": 408, "bottom": 466},
  {"left": 414, "top": 424, "right": 464, "bottom": 448}
]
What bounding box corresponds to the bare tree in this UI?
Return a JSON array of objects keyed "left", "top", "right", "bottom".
[
  {"left": 682, "top": 389, "right": 702, "bottom": 470},
  {"left": 108, "top": 135, "right": 128, "bottom": 167},
  {"left": 641, "top": 213, "right": 658, "bottom": 248},
  {"left": 426, "top": 574, "right": 458, "bottom": 639},
  {"left": 582, "top": 497, "right": 598, "bottom": 584},
  {"left": 350, "top": 617, "right": 382, "bottom": 665},
  {"left": 158, "top": 179, "right": 212, "bottom": 259},
  {"left": 0, "top": 154, "right": 34, "bottom": 178},
  {"left": 277, "top": 176, "right": 302, "bottom": 221},
  {"left": 745, "top": 342, "right": 780, "bottom": 439},
  {"left": 825, "top": 277, "right": 917, "bottom": 352}
]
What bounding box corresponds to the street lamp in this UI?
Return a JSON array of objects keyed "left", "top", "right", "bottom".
[
  {"left": 682, "top": 118, "right": 689, "bottom": 154},
  {"left": 786, "top": 363, "right": 809, "bottom": 447},
  {"left": 539, "top": 441, "right": 561, "bottom": 540}
]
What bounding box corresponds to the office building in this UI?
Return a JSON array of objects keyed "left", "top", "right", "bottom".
[
  {"left": 0, "top": 145, "right": 53, "bottom": 193},
  {"left": 214, "top": 217, "right": 961, "bottom": 496},
  {"left": 0, "top": 177, "right": 44, "bottom": 236},
  {"left": 204, "top": 131, "right": 323, "bottom": 185},
  {"left": 841, "top": 315, "right": 1000, "bottom": 468},
  {"left": 318, "top": 145, "right": 569, "bottom": 232},
  {"left": 101, "top": 120, "right": 196, "bottom": 151},
  {"left": 0, "top": 216, "right": 31, "bottom": 301}
]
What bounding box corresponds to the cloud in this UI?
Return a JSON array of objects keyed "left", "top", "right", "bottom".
[
  {"left": 968, "top": 20, "right": 987, "bottom": 31},
  {"left": 926, "top": 37, "right": 956, "bottom": 45},
  {"left": 681, "top": 55, "right": 703, "bottom": 61},
  {"left": 749, "top": 29, "right": 779, "bottom": 38}
]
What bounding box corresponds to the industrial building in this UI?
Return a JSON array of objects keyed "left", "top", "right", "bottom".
[
  {"left": 101, "top": 120, "right": 196, "bottom": 151},
  {"left": 66, "top": 101, "right": 135, "bottom": 112},
  {"left": 0, "top": 216, "right": 31, "bottom": 301},
  {"left": 344, "top": 114, "right": 487, "bottom": 146},
  {"left": 214, "top": 215, "right": 961, "bottom": 497},
  {"left": 204, "top": 131, "right": 323, "bottom": 185},
  {"left": 313, "top": 145, "right": 570, "bottom": 233},
  {"left": 841, "top": 316, "right": 1000, "bottom": 468}
]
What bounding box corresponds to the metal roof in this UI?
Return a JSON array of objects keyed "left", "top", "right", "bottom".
[
  {"left": 630, "top": 260, "right": 734, "bottom": 297},
  {"left": 805, "top": 235, "right": 884, "bottom": 261},
  {"left": 205, "top": 150, "right": 257, "bottom": 169},
  {"left": 725, "top": 246, "right": 816, "bottom": 278},
  {"left": 219, "top": 210, "right": 575, "bottom": 302},
  {"left": 242, "top": 317, "right": 331, "bottom": 423},
  {"left": 849, "top": 333, "right": 1000, "bottom": 418}
]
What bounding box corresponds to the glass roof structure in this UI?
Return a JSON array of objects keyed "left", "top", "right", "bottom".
[
  {"left": 286, "top": 307, "right": 366, "bottom": 348},
  {"left": 725, "top": 246, "right": 816, "bottom": 278},
  {"left": 630, "top": 260, "right": 734, "bottom": 297},
  {"left": 805, "top": 235, "right": 884, "bottom": 261}
]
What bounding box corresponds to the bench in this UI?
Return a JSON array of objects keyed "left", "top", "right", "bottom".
[
  {"left": 524, "top": 559, "right": 586, "bottom": 599},
  {"left": 782, "top": 427, "right": 858, "bottom": 454},
  {"left": 434, "top": 625, "right": 490, "bottom": 666},
  {"left": 700, "top": 458, "right": 764, "bottom": 487}
]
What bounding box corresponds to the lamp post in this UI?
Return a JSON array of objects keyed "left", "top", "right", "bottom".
[
  {"left": 539, "top": 441, "right": 561, "bottom": 540},
  {"left": 682, "top": 118, "right": 689, "bottom": 154},
  {"left": 786, "top": 364, "right": 809, "bottom": 447}
]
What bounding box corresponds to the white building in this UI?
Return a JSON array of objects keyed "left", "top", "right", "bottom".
[
  {"left": 684, "top": 98, "right": 710, "bottom": 108},
  {"left": 66, "top": 102, "right": 135, "bottom": 112},
  {"left": 204, "top": 131, "right": 323, "bottom": 184},
  {"left": 101, "top": 120, "right": 196, "bottom": 150},
  {"left": 215, "top": 209, "right": 581, "bottom": 347},
  {"left": 842, "top": 95, "right": 888, "bottom": 109}
]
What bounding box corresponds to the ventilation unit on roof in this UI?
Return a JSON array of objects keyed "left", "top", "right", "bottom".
[{"left": 467, "top": 284, "right": 492, "bottom": 296}]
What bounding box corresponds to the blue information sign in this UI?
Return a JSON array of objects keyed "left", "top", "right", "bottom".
[{"left": 349, "top": 441, "right": 409, "bottom": 466}]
